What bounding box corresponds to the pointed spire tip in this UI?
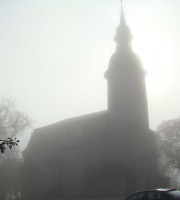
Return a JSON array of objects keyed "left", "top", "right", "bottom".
[{"left": 120, "top": 0, "right": 126, "bottom": 25}]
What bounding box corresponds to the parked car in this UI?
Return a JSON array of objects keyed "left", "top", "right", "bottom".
[{"left": 124, "top": 189, "right": 180, "bottom": 200}]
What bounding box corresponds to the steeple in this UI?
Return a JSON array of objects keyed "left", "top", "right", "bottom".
[
  {"left": 120, "top": 0, "right": 126, "bottom": 25},
  {"left": 114, "top": 0, "right": 132, "bottom": 51},
  {"left": 105, "top": 0, "right": 149, "bottom": 129}
]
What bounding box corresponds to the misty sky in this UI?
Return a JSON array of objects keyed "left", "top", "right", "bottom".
[{"left": 0, "top": 0, "right": 180, "bottom": 150}]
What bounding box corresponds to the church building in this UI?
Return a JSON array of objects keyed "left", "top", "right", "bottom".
[{"left": 22, "top": 3, "right": 168, "bottom": 199}]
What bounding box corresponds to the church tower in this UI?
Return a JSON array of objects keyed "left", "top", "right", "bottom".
[
  {"left": 105, "top": 2, "right": 149, "bottom": 130},
  {"left": 103, "top": 2, "right": 164, "bottom": 193}
]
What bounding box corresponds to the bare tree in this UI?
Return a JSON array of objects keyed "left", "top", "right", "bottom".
[
  {"left": 0, "top": 98, "right": 31, "bottom": 153},
  {"left": 157, "top": 117, "right": 180, "bottom": 171},
  {"left": 0, "top": 98, "right": 32, "bottom": 199},
  {"left": 156, "top": 117, "right": 180, "bottom": 187}
]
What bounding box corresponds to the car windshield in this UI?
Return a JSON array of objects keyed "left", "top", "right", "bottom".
[{"left": 167, "top": 190, "right": 180, "bottom": 200}]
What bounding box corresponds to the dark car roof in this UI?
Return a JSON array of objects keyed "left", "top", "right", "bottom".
[
  {"left": 131, "top": 189, "right": 178, "bottom": 193},
  {"left": 142, "top": 189, "right": 178, "bottom": 192},
  {"left": 125, "top": 189, "right": 179, "bottom": 199},
  {"left": 155, "top": 189, "right": 178, "bottom": 192}
]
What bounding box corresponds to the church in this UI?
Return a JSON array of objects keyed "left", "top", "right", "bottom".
[{"left": 22, "top": 3, "right": 168, "bottom": 199}]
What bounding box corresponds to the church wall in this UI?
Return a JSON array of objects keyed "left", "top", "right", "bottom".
[
  {"left": 22, "top": 112, "right": 163, "bottom": 199},
  {"left": 104, "top": 128, "right": 153, "bottom": 170},
  {"left": 23, "top": 112, "right": 112, "bottom": 198}
]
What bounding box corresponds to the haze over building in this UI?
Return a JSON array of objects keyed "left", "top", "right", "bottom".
[{"left": 23, "top": 2, "right": 168, "bottom": 199}]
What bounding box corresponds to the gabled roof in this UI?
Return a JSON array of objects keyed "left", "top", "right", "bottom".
[
  {"left": 34, "top": 110, "right": 107, "bottom": 132},
  {"left": 24, "top": 110, "right": 108, "bottom": 154}
]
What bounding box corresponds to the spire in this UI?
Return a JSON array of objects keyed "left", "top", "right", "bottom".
[
  {"left": 114, "top": 0, "right": 132, "bottom": 51},
  {"left": 120, "top": 0, "right": 126, "bottom": 25}
]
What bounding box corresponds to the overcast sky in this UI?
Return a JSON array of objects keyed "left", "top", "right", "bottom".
[{"left": 0, "top": 0, "right": 180, "bottom": 150}]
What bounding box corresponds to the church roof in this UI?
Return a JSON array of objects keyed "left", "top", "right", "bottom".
[
  {"left": 35, "top": 110, "right": 107, "bottom": 132},
  {"left": 24, "top": 110, "right": 108, "bottom": 154}
]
